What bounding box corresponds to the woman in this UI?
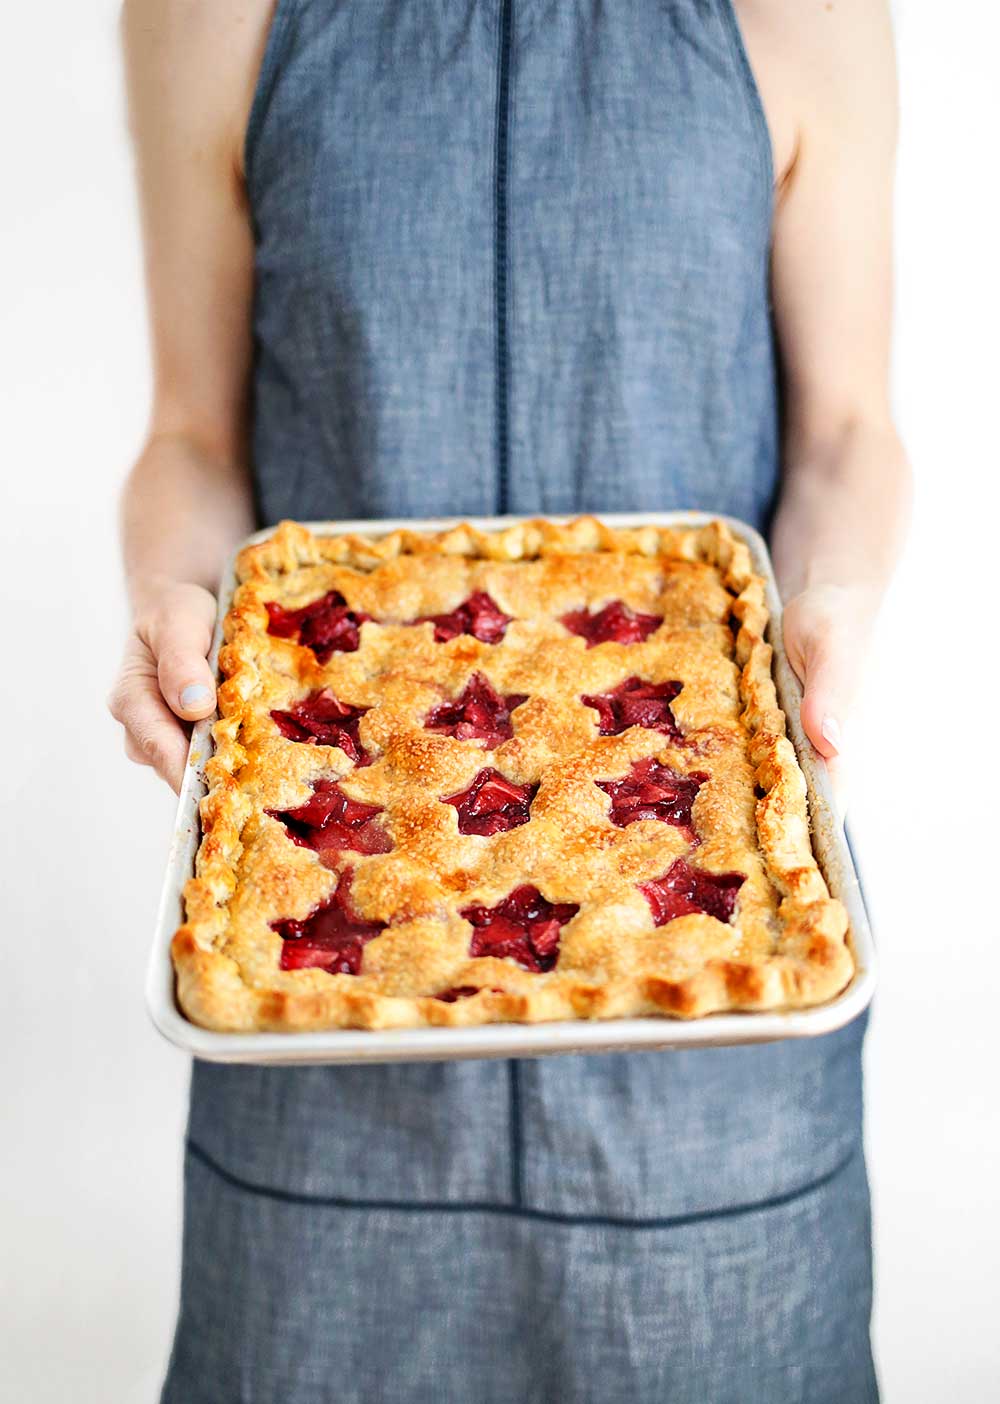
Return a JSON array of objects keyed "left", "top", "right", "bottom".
[{"left": 110, "top": 2, "right": 909, "bottom": 1399}]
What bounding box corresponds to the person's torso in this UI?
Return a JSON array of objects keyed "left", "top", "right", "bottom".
[
  {"left": 207, "top": 0, "right": 868, "bottom": 1229},
  {"left": 246, "top": 0, "right": 778, "bottom": 529}
]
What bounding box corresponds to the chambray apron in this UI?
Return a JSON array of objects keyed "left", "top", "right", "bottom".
[{"left": 163, "top": 4, "right": 877, "bottom": 1401}]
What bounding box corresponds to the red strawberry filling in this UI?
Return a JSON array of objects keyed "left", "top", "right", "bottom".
[
  {"left": 425, "top": 673, "right": 527, "bottom": 749},
  {"left": 597, "top": 758, "right": 708, "bottom": 835},
  {"left": 443, "top": 768, "right": 538, "bottom": 835},
  {"left": 641, "top": 858, "right": 745, "bottom": 926},
  {"left": 416, "top": 591, "right": 511, "bottom": 643},
  {"left": 270, "top": 690, "right": 371, "bottom": 764},
  {"left": 562, "top": 600, "right": 662, "bottom": 647},
  {"left": 266, "top": 591, "right": 372, "bottom": 661},
  {"left": 273, "top": 870, "right": 385, "bottom": 974},
  {"left": 433, "top": 985, "right": 505, "bottom": 1003},
  {"left": 582, "top": 677, "right": 683, "bottom": 738},
  {"left": 267, "top": 780, "right": 391, "bottom": 859},
  {"left": 461, "top": 885, "right": 579, "bottom": 973}
]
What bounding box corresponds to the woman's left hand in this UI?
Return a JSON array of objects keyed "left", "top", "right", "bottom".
[{"left": 781, "top": 583, "right": 880, "bottom": 813}]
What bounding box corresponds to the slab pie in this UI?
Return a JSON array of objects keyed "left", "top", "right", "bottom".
[{"left": 172, "top": 518, "right": 853, "bottom": 1031}]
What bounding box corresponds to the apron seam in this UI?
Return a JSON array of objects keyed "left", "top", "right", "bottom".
[
  {"left": 184, "top": 1136, "right": 857, "bottom": 1230},
  {"left": 508, "top": 1060, "right": 524, "bottom": 1206},
  {"left": 493, "top": 0, "right": 514, "bottom": 512}
]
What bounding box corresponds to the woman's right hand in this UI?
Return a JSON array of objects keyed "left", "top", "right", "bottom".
[{"left": 108, "top": 581, "right": 219, "bottom": 793}]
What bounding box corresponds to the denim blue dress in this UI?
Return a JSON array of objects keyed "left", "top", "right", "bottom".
[{"left": 162, "top": 4, "right": 877, "bottom": 1400}]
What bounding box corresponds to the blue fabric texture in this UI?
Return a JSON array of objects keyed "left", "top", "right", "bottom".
[{"left": 163, "top": 2, "right": 877, "bottom": 1400}]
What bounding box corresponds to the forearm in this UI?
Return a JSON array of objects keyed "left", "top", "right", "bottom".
[
  {"left": 771, "top": 415, "right": 912, "bottom": 604},
  {"left": 770, "top": 413, "right": 911, "bottom": 770},
  {"left": 121, "top": 432, "right": 254, "bottom": 617}
]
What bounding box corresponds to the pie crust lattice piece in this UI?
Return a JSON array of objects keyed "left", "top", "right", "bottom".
[{"left": 172, "top": 517, "right": 853, "bottom": 1032}]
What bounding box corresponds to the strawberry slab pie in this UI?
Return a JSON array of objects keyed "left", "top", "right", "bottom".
[{"left": 172, "top": 517, "right": 854, "bottom": 1032}]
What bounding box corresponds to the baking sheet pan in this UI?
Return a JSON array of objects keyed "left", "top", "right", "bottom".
[{"left": 146, "top": 512, "right": 876, "bottom": 1064}]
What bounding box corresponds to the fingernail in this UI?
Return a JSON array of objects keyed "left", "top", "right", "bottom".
[
  {"left": 821, "top": 716, "right": 843, "bottom": 754},
  {"left": 180, "top": 684, "right": 212, "bottom": 710}
]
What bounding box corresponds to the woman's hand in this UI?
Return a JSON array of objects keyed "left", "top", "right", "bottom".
[
  {"left": 108, "top": 581, "right": 219, "bottom": 793},
  {"left": 781, "top": 583, "right": 880, "bottom": 812}
]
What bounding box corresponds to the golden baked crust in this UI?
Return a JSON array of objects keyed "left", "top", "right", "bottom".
[{"left": 172, "top": 517, "right": 853, "bottom": 1032}]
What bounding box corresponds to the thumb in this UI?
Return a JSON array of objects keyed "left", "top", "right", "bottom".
[
  {"left": 798, "top": 636, "right": 852, "bottom": 762},
  {"left": 144, "top": 587, "right": 219, "bottom": 722},
  {"left": 799, "top": 640, "right": 855, "bottom": 819}
]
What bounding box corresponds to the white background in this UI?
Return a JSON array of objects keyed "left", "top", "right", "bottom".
[{"left": 1, "top": 3, "right": 997, "bottom": 1401}]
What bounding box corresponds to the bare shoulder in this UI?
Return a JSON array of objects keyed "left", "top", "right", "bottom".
[
  {"left": 120, "top": 0, "right": 281, "bottom": 453},
  {"left": 120, "top": 0, "right": 278, "bottom": 176},
  {"left": 733, "top": 0, "right": 897, "bottom": 189}
]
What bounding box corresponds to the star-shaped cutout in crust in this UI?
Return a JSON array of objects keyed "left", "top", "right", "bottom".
[
  {"left": 641, "top": 858, "right": 745, "bottom": 926},
  {"left": 460, "top": 885, "right": 579, "bottom": 972},
  {"left": 582, "top": 677, "right": 682, "bottom": 738},
  {"left": 267, "top": 780, "right": 391, "bottom": 860},
  {"left": 272, "top": 869, "right": 386, "bottom": 974},
  {"left": 424, "top": 673, "right": 527, "bottom": 749},
  {"left": 442, "top": 768, "right": 538, "bottom": 835},
  {"left": 415, "top": 591, "right": 511, "bottom": 643},
  {"left": 596, "top": 757, "right": 707, "bottom": 839},
  {"left": 266, "top": 591, "right": 372, "bottom": 661},
  {"left": 270, "top": 690, "right": 371, "bottom": 764},
  {"left": 562, "top": 599, "right": 662, "bottom": 647}
]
